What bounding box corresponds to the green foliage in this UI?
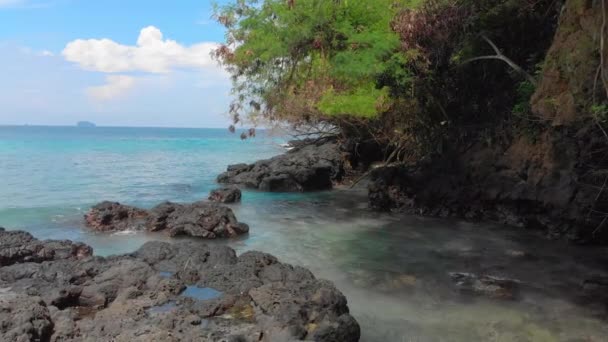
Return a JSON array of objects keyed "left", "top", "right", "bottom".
[
  {"left": 214, "top": 0, "right": 562, "bottom": 161},
  {"left": 592, "top": 104, "right": 608, "bottom": 123},
  {"left": 512, "top": 81, "right": 536, "bottom": 117},
  {"left": 318, "top": 85, "right": 390, "bottom": 118},
  {"left": 510, "top": 81, "right": 546, "bottom": 143},
  {"left": 214, "top": 0, "right": 408, "bottom": 123}
]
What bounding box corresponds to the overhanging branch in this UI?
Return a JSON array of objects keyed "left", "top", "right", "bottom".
[{"left": 463, "top": 35, "right": 538, "bottom": 87}]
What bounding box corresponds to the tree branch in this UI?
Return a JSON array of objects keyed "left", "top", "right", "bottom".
[
  {"left": 463, "top": 34, "right": 538, "bottom": 87},
  {"left": 601, "top": 0, "right": 608, "bottom": 99}
]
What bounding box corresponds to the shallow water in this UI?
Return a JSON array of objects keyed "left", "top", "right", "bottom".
[
  {"left": 159, "top": 271, "right": 174, "bottom": 278},
  {"left": 1, "top": 126, "right": 607, "bottom": 341},
  {"left": 181, "top": 286, "right": 223, "bottom": 301}
]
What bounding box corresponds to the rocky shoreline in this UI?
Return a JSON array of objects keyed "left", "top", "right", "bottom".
[
  {"left": 3, "top": 134, "right": 607, "bottom": 341},
  {"left": 0, "top": 227, "right": 360, "bottom": 341},
  {"left": 366, "top": 145, "right": 601, "bottom": 244},
  {"left": 215, "top": 137, "right": 580, "bottom": 244},
  {"left": 215, "top": 136, "right": 608, "bottom": 245},
  {"left": 217, "top": 139, "right": 344, "bottom": 192},
  {"left": 84, "top": 200, "right": 249, "bottom": 239}
]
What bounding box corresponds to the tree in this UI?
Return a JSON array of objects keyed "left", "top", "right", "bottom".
[{"left": 213, "top": 0, "right": 408, "bottom": 128}]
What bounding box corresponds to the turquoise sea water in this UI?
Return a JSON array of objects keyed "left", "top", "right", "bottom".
[
  {"left": 1, "top": 125, "right": 608, "bottom": 341},
  {"left": 0, "top": 125, "right": 289, "bottom": 252}
]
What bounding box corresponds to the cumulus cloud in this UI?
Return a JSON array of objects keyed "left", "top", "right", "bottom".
[
  {"left": 62, "top": 26, "right": 219, "bottom": 74},
  {"left": 86, "top": 75, "right": 135, "bottom": 101}
]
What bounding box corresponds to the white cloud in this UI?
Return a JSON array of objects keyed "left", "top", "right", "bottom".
[
  {"left": 86, "top": 75, "right": 135, "bottom": 101},
  {"left": 0, "top": 0, "right": 22, "bottom": 7},
  {"left": 62, "top": 26, "right": 219, "bottom": 74}
]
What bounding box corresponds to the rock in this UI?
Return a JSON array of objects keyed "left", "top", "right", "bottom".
[
  {"left": 149, "top": 201, "right": 249, "bottom": 238},
  {"left": 580, "top": 276, "right": 608, "bottom": 315},
  {"left": 531, "top": 0, "right": 601, "bottom": 126},
  {"left": 449, "top": 272, "right": 519, "bottom": 300},
  {"left": 366, "top": 131, "right": 600, "bottom": 243},
  {"left": 84, "top": 201, "right": 249, "bottom": 239},
  {"left": 0, "top": 227, "right": 92, "bottom": 266},
  {"left": 84, "top": 201, "right": 148, "bottom": 232},
  {"left": 0, "top": 230, "right": 360, "bottom": 342},
  {"left": 0, "top": 293, "right": 54, "bottom": 342},
  {"left": 209, "top": 187, "right": 242, "bottom": 203},
  {"left": 217, "top": 140, "right": 344, "bottom": 192},
  {"left": 582, "top": 276, "right": 608, "bottom": 293}
]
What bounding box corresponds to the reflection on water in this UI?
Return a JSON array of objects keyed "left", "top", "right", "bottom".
[
  {"left": 3, "top": 188, "right": 608, "bottom": 341},
  {"left": 181, "top": 286, "right": 223, "bottom": 301},
  {"left": 159, "top": 271, "right": 174, "bottom": 278}
]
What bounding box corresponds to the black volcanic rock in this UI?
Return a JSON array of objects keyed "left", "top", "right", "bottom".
[
  {"left": 84, "top": 201, "right": 148, "bottom": 232},
  {"left": 0, "top": 230, "right": 360, "bottom": 342},
  {"left": 449, "top": 272, "right": 520, "bottom": 300},
  {"left": 208, "top": 187, "right": 242, "bottom": 203},
  {"left": 217, "top": 140, "right": 344, "bottom": 192},
  {"left": 148, "top": 201, "right": 249, "bottom": 238},
  {"left": 84, "top": 201, "right": 249, "bottom": 239},
  {"left": 0, "top": 227, "right": 92, "bottom": 266}
]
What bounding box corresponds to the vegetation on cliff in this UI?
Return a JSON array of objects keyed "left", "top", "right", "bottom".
[
  {"left": 215, "top": 0, "right": 565, "bottom": 151},
  {"left": 214, "top": 0, "right": 608, "bottom": 242}
]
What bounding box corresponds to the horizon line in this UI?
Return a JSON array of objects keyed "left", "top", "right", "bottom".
[{"left": 0, "top": 124, "right": 265, "bottom": 130}]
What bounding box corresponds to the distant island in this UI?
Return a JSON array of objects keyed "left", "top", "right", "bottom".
[{"left": 77, "top": 121, "right": 96, "bottom": 128}]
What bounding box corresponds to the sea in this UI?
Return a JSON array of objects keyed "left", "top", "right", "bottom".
[{"left": 1, "top": 125, "right": 607, "bottom": 341}]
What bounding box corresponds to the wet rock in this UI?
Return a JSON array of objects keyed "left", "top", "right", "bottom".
[
  {"left": 582, "top": 276, "right": 608, "bottom": 293},
  {"left": 218, "top": 140, "right": 344, "bottom": 192},
  {"left": 449, "top": 272, "right": 519, "bottom": 300},
  {"left": 209, "top": 187, "right": 242, "bottom": 203},
  {"left": 150, "top": 201, "right": 249, "bottom": 238},
  {"left": 367, "top": 122, "right": 608, "bottom": 244},
  {"left": 84, "top": 201, "right": 249, "bottom": 239},
  {"left": 0, "top": 231, "right": 360, "bottom": 342},
  {"left": 581, "top": 276, "right": 608, "bottom": 300},
  {"left": 0, "top": 227, "right": 92, "bottom": 266},
  {"left": 84, "top": 201, "right": 148, "bottom": 232},
  {"left": 578, "top": 276, "right": 608, "bottom": 317}
]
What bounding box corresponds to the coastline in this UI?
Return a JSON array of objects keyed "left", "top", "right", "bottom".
[{"left": 2, "top": 129, "right": 608, "bottom": 341}]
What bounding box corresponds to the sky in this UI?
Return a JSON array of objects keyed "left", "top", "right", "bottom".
[{"left": 0, "top": 0, "right": 235, "bottom": 128}]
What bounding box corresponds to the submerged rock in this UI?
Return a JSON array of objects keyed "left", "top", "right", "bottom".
[
  {"left": 449, "top": 272, "right": 519, "bottom": 300},
  {"left": 0, "top": 230, "right": 360, "bottom": 341},
  {"left": 217, "top": 140, "right": 344, "bottom": 192},
  {"left": 85, "top": 201, "right": 249, "bottom": 239},
  {"left": 208, "top": 187, "right": 242, "bottom": 203},
  {"left": 580, "top": 276, "right": 608, "bottom": 311}
]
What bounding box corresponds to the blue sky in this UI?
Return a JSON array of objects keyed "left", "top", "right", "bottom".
[{"left": 0, "top": 0, "right": 235, "bottom": 127}]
